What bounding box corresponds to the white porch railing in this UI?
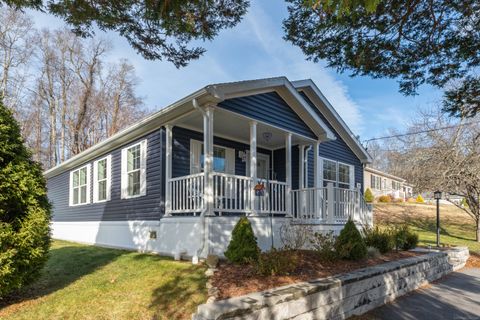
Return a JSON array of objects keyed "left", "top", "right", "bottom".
[
  {"left": 291, "top": 188, "right": 327, "bottom": 220},
  {"left": 257, "top": 179, "right": 288, "bottom": 215},
  {"left": 167, "top": 174, "right": 372, "bottom": 225},
  {"left": 168, "top": 173, "right": 204, "bottom": 215},
  {"left": 212, "top": 173, "right": 251, "bottom": 214},
  {"left": 291, "top": 184, "right": 372, "bottom": 225}
]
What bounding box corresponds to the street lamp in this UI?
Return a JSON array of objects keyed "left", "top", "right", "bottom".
[{"left": 434, "top": 191, "right": 442, "bottom": 247}]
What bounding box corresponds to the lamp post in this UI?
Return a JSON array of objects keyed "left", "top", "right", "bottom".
[{"left": 434, "top": 191, "right": 442, "bottom": 247}]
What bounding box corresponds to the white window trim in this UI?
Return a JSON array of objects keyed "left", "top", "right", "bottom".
[
  {"left": 246, "top": 151, "right": 270, "bottom": 180},
  {"left": 121, "top": 139, "right": 147, "bottom": 199},
  {"left": 319, "top": 157, "right": 355, "bottom": 190},
  {"left": 69, "top": 164, "right": 91, "bottom": 206},
  {"left": 190, "top": 139, "right": 235, "bottom": 175},
  {"left": 93, "top": 155, "right": 112, "bottom": 203}
]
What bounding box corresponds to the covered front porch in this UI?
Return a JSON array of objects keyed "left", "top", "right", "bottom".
[{"left": 163, "top": 99, "right": 371, "bottom": 226}]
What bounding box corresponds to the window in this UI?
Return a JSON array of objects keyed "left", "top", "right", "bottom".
[
  {"left": 338, "top": 163, "right": 351, "bottom": 189},
  {"left": 322, "top": 159, "right": 337, "bottom": 185},
  {"left": 321, "top": 158, "right": 354, "bottom": 189},
  {"left": 392, "top": 180, "right": 401, "bottom": 191},
  {"left": 371, "top": 175, "right": 382, "bottom": 189},
  {"left": 69, "top": 165, "right": 90, "bottom": 206},
  {"left": 190, "top": 140, "right": 235, "bottom": 174},
  {"left": 201, "top": 146, "right": 226, "bottom": 172},
  {"left": 121, "top": 140, "right": 147, "bottom": 199},
  {"left": 93, "top": 155, "right": 111, "bottom": 202}
]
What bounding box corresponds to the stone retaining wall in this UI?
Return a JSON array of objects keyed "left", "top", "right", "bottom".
[{"left": 193, "top": 247, "right": 469, "bottom": 320}]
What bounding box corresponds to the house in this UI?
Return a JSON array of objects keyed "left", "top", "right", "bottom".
[
  {"left": 45, "top": 77, "right": 373, "bottom": 260},
  {"left": 364, "top": 167, "right": 413, "bottom": 200}
]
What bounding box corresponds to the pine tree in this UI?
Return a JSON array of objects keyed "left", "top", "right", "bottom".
[
  {"left": 364, "top": 188, "right": 374, "bottom": 203},
  {"left": 0, "top": 98, "right": 51, "bottom": 297},
  {"left": 224, "top": 217, "right": 260, "bottom": 264}
]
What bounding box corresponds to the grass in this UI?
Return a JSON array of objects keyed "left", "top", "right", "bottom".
[
  {"left": 374, "top": 202, "right": 480, "bottom": 254},
  {"left": 0, "top": 240, "right": 207, "bottom": 320}
]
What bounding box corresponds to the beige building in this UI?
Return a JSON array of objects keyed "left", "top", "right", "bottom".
[{"left": 364, "top": 167, "right": 413, "bottom": 200}]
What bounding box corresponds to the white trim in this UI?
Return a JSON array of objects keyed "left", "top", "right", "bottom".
[
  {"left": 246, "top": 151, "right": 270, "bottom": 180},
  {"left": 45, "top": 77, "right": 338, "bottom": 179},
  {"left": 292, "top": 80, "right": 372, "bottom": 163},
  {"left": 189, "top": 139, "right": 235, "bottom": 175},
  {"left": 121, "top": 139, "right": 147, "bottom": 199},
  {"left": 69, "top": 164, "right": 91, "bottom": 206},
  {"left": 93, "top": 155, "right": 112, "bottom": 203},
  {"left": 285, "top": 133, "right": 292, "bottom": 216},
  {"left": 319, "top": 156, "right": 355, "bottom": 190}
]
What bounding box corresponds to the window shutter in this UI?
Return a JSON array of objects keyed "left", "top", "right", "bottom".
[
  {"left": 190, "top": 140, "right": 201, "bottom": 174},
  {"left": 226, "top": 147, "right": 235, "bottom": 174},
  {"left": 69, "top": 171, "right": 74, "bottom": 206},
  {"left": 121, "top": 148, "right": 127, "bottom": 199},
  {"left": 93, "top": 160, "right": 98, "bottom": 202},
  {"left": 140, "top": 139, "right": 147, "bottom": 196},
  {"left": 106, "top": 155, "right": 112, "bottom": 201},
  {"left": 86, "top": 164, "right": 91, "bottom": 203}
]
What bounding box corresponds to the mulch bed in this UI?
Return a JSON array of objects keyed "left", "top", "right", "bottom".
[
  {"left": 212, "top": 250, "right": 423, "bottom": 299},
  {"left": 466, "top": 252, "right": 480, "bottom": 268}
]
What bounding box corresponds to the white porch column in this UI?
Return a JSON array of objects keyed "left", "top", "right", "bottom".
[
  {"left": 203, "top": 107, "right": 215, "bottom": 216},
  {"left": 165, "top": 125, "right": 173, "bottom": 216},
  {"left": 327, "top": 182, "right": 335, "bottom": 223},
  {"left": 285, "top": 133, "right": 292, "bottom": 217},
  {"left": 298, "top": 145, "right": 305, "bottom": 189},
  {"left": 313, "top": 141, "right": 320, "bottom": 218},
  {"left": 249, "top": 121, "right": 257, "bottom": 215}
]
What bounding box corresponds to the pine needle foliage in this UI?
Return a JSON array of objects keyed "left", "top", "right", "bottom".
[{"left": 0, "top": 98, "right": 51, "bottom": 298}]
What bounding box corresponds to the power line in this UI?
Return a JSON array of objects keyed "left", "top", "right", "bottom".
[{"left": 363, "top": 120, "right": 480, "bottom": 143}]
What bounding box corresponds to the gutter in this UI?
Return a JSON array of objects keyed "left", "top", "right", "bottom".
[{"left": 192, "top": 98, "right": 210, "bottom": 264}]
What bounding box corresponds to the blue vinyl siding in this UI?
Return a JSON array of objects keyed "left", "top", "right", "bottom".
[
  {"left": 218, "top": 92, "right": 316, "bottom": 140},
  {"left": 299, "top": 92, "right": 364, "bottom": 190},
  {"left": 172, "top": 126, "right": 272, "bottom": 178},
  {"left": 48, "top": 130, "right": 164, "bottom": 222}
]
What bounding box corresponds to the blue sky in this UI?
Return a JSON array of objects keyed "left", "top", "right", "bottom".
[{"left": 30, "top": 0, "right": 442, "bottom": 141}]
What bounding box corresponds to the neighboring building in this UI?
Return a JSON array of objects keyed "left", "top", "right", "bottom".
[
  {"left": 45, "top": 77, "right": 373, "bottom": 259},
  {"left": 364, "top": 167, "right": 413, "bottom": 200}
]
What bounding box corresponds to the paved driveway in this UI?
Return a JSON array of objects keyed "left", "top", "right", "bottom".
[{"left": 367, "top": 268, "right": 480, "bottom": 320}]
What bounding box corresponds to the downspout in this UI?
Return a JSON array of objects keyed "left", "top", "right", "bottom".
[
  {"left": 192, "top": 98, "right": 209, "bottom": 263},
  {"left": 304, "top": 146, "right": 312, "bottom": 188}
]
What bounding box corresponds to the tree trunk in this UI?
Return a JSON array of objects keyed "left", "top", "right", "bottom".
[{"left": 476, "top": 219, "right": 480, "bottom": 242}]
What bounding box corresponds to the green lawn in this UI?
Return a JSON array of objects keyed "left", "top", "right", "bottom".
[
  {"left": 374, "top": 202, "right": 480, "bottom": 254},
  {"left": 0, "top": 240, "right": 207, "bottom": 320}
]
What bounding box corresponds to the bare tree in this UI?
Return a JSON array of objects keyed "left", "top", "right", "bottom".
[
  {"left": 0, "top": 8, "right": 34, "bottom": 110},
  {"left": 382, "top": 111, "right": 480, "bottom": 241},
  {"left": 1, "top": 10, "right": 147, "bottom": 169}
]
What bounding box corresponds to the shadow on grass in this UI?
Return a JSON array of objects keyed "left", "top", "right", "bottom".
[
  {"left": 0, "top": 244, "right": 126, "bottom": 308},
  {"left": 149, "top": 265, "right": 206, "bottom": 320},
  {"left": 408, "top": 217, "right": 476, "bottom": 242}
]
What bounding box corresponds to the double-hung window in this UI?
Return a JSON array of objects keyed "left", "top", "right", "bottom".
[
  {"left": 121, "top": 140, "right": 147, "bottom": 198},
  {"left": 190, "top": 140, "right": 235, "bottom": 174},
  {"left": 320, "top": 157, "right": 355, "bottom": 189},
  {"left": 93, "top": 155, "right": 111, "bottom": 202},
  {"left": 371, "top": 175, "right": 381, "bottom": 190},
  {"left": 69, "top": 165, "right": 90, "bottom": 206}
]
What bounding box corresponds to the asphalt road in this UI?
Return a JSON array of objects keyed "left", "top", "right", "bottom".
[{"left": 368, "top": 268, "right": 480, "bottom": 320}]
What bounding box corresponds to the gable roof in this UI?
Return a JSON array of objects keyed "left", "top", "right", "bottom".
[
  {"left": 292, "top": 79, "right": 372, "bottom": 164},
  {"left": 365, "top": 167, "right": 406, "bottom": 182},
  {"left": 44, "top": 77, "right": 364, "bottom": 178}
]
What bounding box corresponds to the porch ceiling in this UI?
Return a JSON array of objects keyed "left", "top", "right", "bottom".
[{"left": 173, "top": 108, "right": 314, "bottom": 149}]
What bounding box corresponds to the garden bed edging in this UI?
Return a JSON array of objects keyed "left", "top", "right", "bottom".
[{"left": 192, "top": 247, "right": 469, "bottom": 320}]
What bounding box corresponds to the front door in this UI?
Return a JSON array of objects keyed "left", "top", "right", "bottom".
[{"left": 247, "top": 152, "right": 270, "bottom": 180}]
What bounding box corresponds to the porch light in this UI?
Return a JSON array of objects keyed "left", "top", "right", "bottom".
[
  {"left": 262, "top": 132, "right": 272, "bottom": 142},
  {"left": 434, "top": 190, "right": 442, "bottom": 247}
]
